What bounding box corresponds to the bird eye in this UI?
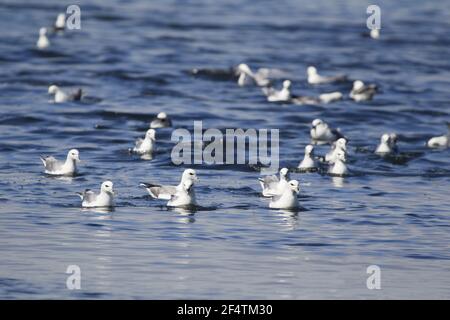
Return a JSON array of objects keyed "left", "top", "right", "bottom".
[{"left": 189, "top": 172, "right": 194, "bottom": 175}]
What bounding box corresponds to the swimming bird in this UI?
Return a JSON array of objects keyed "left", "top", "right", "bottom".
[
  {"left": 375, "top": 133, "right": 398, "bottom": 155},
  {"left": 236, "top": 63, "right": 271, "bottom": 87},
  {"left": 53, "top": 13, "right": 66, "bottom": 31},
  {"left": 140, "top": 169, "right": 198, "bottom": 200},
  {"left": 310, "top": 119, "right": 344, "bottom": 144},
  {"left": 132, "top": 129, "right": 155, "bottom": 154},
  {"left": 150, "top": 112, "right": 172, "bottom": 128},
  {"left": 298, "top": 145, "right": 317, "bottom": 170},
  {"left": 48, "top": 85, "right": 83, "bottom": 103},
  {"left": 167, "top": 179, "right": 197, "bottom": 208},
  {"left": 268, "top": 180, "right": 300, "bottom": 210},
  {"left": 262, "top": 80, "right": 291, "bottom": 102},
  {"left": 259, "top": 167, "right": 290, "bottom": 197},
  {"left": 370, "top": 29, "right": 380, "bottom": 39},
  {"left": 325, "top": 138, "right": 347, "bottom": 163},
  {"left": 289, "top": 91, "right": 342, "bottom": 105},
  {"left": 329, "top": 150, "right": 348, "bottom": 176},
  {"left": 427, "top": 123, "right": 450, "bottom": 148},
  {"left": 307, "top": 66, "right": 347, "bottom": 85},
  {"left": 40, "top": 149, "right": 80, "bottom": 176},
  {"left": 36, "top": 27, "right": 50, "bottom": 49},
  {"left": 318, "top": 91, "right": 343, "bottom": 104},
  {"left": 349, "top": 80, "right": 378, "bottom": 102},
  {"left": 77, "top": 181, "right": 115, "bottom": 208}
]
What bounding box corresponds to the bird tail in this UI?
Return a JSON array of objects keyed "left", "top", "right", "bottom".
[
  {"left": 73, "top": 88, "right": 83, "bottom": 101},
  {"left": 39, "top": 156, "right": 47, "bottom": 166}
]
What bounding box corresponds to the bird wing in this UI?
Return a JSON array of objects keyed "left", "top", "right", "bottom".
[
  {"left": 259, "top": 175, "right": 278, "bottom": 188},
  {"left": 140, "top": 183, "right": 176, "bottom": 200},
  {"left": 77, "top": 189, "right": 97, "bottom": 203},
  {"left": 134, "top": 138, "right": 144, "bottom": 149},
  {"left": 70, "top": 88, "right": 83, "bottom": 101},
  {"left": 41, "top": 156, "right": 62, "bottom": 172}
]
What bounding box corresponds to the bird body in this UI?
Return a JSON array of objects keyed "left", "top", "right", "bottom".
[
  {"left": 78, "top": 181, "right": 115, "bottom": 208},
  {"left": 40, "top": 149, "right": 80, "bottom": 176},
  {"left": 269, "top": 180, "right": 300, "bottom": 209}
]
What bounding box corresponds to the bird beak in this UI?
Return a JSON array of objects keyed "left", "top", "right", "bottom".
[{"left": 295, "top": 186, "right": 300, "bottom": 193}]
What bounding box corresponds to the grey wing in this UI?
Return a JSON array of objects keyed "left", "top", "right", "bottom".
[
  {"left": 331, "top": 128, "right": 345, "bottom": 140},
  {"left": 134, "top": 138, "right": 143, "bottom": 149},
  {"left": 330, "top": 74, "right": 348, "bottom": 82},
  {"left": 259, "top": 175, "right": 279, "bottom": 190},
  {"left": 78, "top": 189, "right": 97, "bottom": 203},
  {"left": 261, "top": 86, "right": 274, "bottom": 97},
  {"left": 70, "top": 88, "right": 83, "bottom": 101},
  {"left": 41, "top": 156, "right": 62, "bottom": 171},
  {"left": 140, "top": 183, "right": 176, "bottom": 200},
  {"left": 291, "top": 95, "right": 320, "bottom": 105}
]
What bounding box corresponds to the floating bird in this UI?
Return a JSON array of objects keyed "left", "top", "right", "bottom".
[
  {"left": 262, "top": 80, "right": 291, "bottom": 102},
  {"left": 150, "top": 112, "right": 172, "bottom": 128},
  {"left": 132, "top": 129, "right": 155, "bottom": 154},
  {"left": 236, "top": 63, "right": 271, "bottom": 87},
  {"left": 77, "top": 181, "right": 115, "bottom": 208},
  {"left": 427, "top": 123, "right": 450, "bottom": 148},
  {"left": 318, "top": 91, "right": 343, "bottom": 104},
  {"left": 268, "top": 180, "right": 300, "bottom": 210},
  {"left": 140, "top": 169, "right": 198, "bottom": 200},
  {"left": 36, "top": 27, "right": 50, "bottom": 49},
  {"left": 370, "top": 29, "right": 380, "bottom": 39},
  {"left": 290, "top": 91, "right": 342, "bottom": 105},
  {"left": 48, "top": 85, "right": 83, "bottom": 103},
  {"left": 329, "top": 150, "right": 348, "bottom": 176},
  {"left": 375, "top": 133, "right": 398, "bottom": 155},
  {"left": 307, "top": 66, "right": 347, "bottom": 85},
  {"left": 259, "top": 167, "right": 290, "bottom": 197},
  {"left": 40, "top": 149, "right": 80, "bottom": 176},
  {"left": 325, "top": 138, "right": 347, "bottom": 163},
  {"left": 167, "top": 179, "right": 197, "bottom": 208},
  {"left": 53, "top": 13, "right": 66, "bottom": 32},
  {"left": 349, "top": 80, "right": 377, "bottom": 102},
  {"left": 310, "top": 119, "right": 344, "bottom": 144},
  {"left": 298, "top": 145, "right": 317, "bottom": 170}
]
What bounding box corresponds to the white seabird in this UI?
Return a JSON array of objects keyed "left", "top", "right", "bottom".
[
  {"left": 132, "top": 129, "right": 155, "bottom": 154},
  {"left": 48, "top": 85, "right": 83, "bottom": 103},
  {"left": 350, "top": 80, "right": 378, "bottom": 102},
  {"left": 150, "top": 112, "right": 172, "bottom": 128},
  {"left": 375, "top": 133, "right": 398, "bottom": 155},
  {"left": 140, "top": 169, "right": 198, "bottom": 200},
  {"left": 36, "top": 27, "right": 50, "bottom": 49},
  {"left": 167, "top": 179, "right": 197, "bottom": 208},
  {"left": 259, "top": 167, "right": 290, "bottom": 197},
  {"left": 77, "top": 181, "right": 115, "bottom": 208},
  {"left": 262, "top": 80, "right": 291, "bottom": 102},
  {"left": 370, "top": 29, "right": 380, "bottom": 39},
  {"left": 236, "top": 63, "right": 271, "bottom": 87},
  {"left": 325, "top": 138, "right": 347, "bottom": 163},
  {"left": 54, "top": 13, "right": 66, "bottom": 31},
  {"left": 268, "top": 180, "right": 300, "bottom": 210},
  {"left": 40, "top": 149, "right": 80, "bottom": 176},
  {"left": 307, "top": 66, "right": 347, "bottom": 85},
  {"left": 310, "top": 119, "right": 344, "bottom": 144},
  {"left": 427, "top": 123, "right": 450, "bottom": 148},
  {"left": 290, "top": 91, "right": 342, "bottom": 105},
  {"left": 329, "top": 150, "right": 348, "bottom": 176},
  {"left": 298, "top": 145, "right": 317, "bottom": 170}
]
